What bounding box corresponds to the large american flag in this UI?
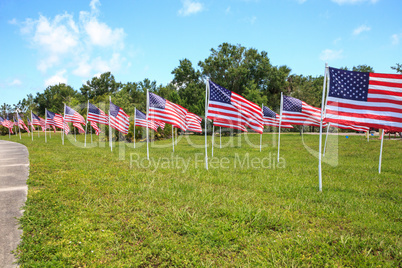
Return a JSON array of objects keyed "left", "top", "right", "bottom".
[
  {"left": 148, "top": 92, "right": 188, "bottom": 131},
  {"left": 325, "top": 67, "right": 402, "bottom": 132},
  {"left": 207, "top": 81, "right": 263, "bottom": 134},
  {"left": 135, "top": 109, "right": 159, "bottom": 131},
  {"left": 88, "top": 102, "right": 109, "bottom": 125},
  {"left": 109, "top": 101, "right": 130, "bottom": 135},
  {"left": 282, "top": 95, "right": 325, "bottom": 127},
  {"left": 32, "top": 112, "right": 46, "bottom": 131},
  {"left": 46, "top": 110, "right": 64, "bottom": 129},
  {"left": 65, "top": 106, "right": 85, "bottom": 124},
  {"left": 213, "top": 119, "right": 247, "bottom": 132},
  {"left": 262, "top": 105, "right": 293, "bottom": 129},
  {"left": 17, "top": 113, "right": 30, "bottom": 132},
  {"left": 90, "top": 121, "right": 101, "bottom": 135},
  {"left": 185, "top": 112, "right": 202, "bottom": 133}
]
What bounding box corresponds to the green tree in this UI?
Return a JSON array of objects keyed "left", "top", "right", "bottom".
[
  {"left": 80, "top": 72, "right": 122, "bottom": 100},
  {"left": 391, "top": 63, "right": 402, "bottom": 74},
  {"left": 34, "top": 83, "right": 78, "bottom": 115}
]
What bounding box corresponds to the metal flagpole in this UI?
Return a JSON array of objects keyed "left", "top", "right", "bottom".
[
  {"left": 318, "top": 63, "right": 329, "bottom": 192},
  {"left": 379, "top": 129, "right": 385, "bottom": 174},
  {"left": 109, "top": 96, "right": 112, "bottom": 152},
  {"left": 16, "top": 111, "right": 21, "bottom": 140},
  {"left": 260, "top": 103, "right": 263, "bottom": 152},
  {"left": 220, "top": 127, "right": 222, "bottom": 149},
  {"left": 172, "top": 126, "right": 174, "bottom": 151},
  {"left": 63, "top": 104, "right": 66, "bottom": 145},
  {"left": 212, "top": 125, "right": 214, "bottom": 157},
  {"left": 277, "top": 92, "right": 283, "bottom": 162},
  {"left": 85, "top": 100, "right": 89, "bottom": 147},
  {"left": 133, "top": 107, "right": 136, "bottom": 148},
  {"left": 367, "top": 131, "right": 369, "bottom": 142},
  {"left": 205, "top": 79, "right": 209, "bottom": 170},
  {"left": 146, "top": 89, "right": 149, "bottom": 160},
  {"left": 91, "top": 124, "right": 93, "bottom": 143},
  {"left": 31, "top": 111, "right": 33, "bottom": 141},
  {"left": 45, "top": 108, "right": 47, "bottom": 143},
  {"left": 323, "top": 123, "right": 330, "bottom": 156}
]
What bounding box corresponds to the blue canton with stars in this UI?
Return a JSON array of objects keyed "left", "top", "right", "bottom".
[
  {"left": 283, "top": 95, "right": 302, "bottom": 112},
  {"left": 136, "top": 109, "right": 146, "bottom": 119},
  {"left": 149, "top": 92, "right": 166, "bottom": 109},
  {"left": 109, "top": 101, "right": 121, "bottom": 117},
  {"left": 209, "top": 81, "right": 232, "bottom": 104},
  {"left": 263, "top": 106, "right": 276, "bottom": 118},
  {"left": 329, "top": 67, "right": 369, "bottom": 101}
]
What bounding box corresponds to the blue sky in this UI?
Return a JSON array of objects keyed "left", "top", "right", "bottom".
[{"left": 1, "top": 0, "right": 401, "bottom": 106}]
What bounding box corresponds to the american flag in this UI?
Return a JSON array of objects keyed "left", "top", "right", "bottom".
[
  {"left": 155, "top": 120, "right": 165, "bottom": 130},
  {"left": 262, "top": 105, "right": 293, "bottom": 129},
  {"left": 88, "top": 102, "right": 109, "bottom": 125},
  {"left": 65, "top": 106, "right": 85, "bottom": 124},
  {"left": 135, "top": 109, "right": 159, "bottom": 131},
  {"left": 325, "top": 67, "right": 402, "bottom": 132},
  {"left": 46, "top": 110, "right": 64, "bottom": 129},
  {"left": 2, "top": 116, "right": 14, "bottom": 133},
  {"left": 73, "top": 122, "right": 85, "bottom": 134},
  {"left": 90, "top": 121, "right": 101, "bottom": 135},
  {"left": 17, "top": 113, "right": 30, "bottom": 132},
  {"left": 281, "top": 95, "right": 325, "bottom": 127},
  {"left": 27, "top": 118, "right": 36, "bottom": 131},
  {"left": 185, "top": 112, "right": 202, "bottom": 133},
  {"left": 0, "top": 116, "right": 5, "bottom": 127},
  {"left": 148, "top": 92, "right": 188, "bottom": 131},
  {"left": 207, "top": 81, "right": 263, "bottom": 134},
  {"left": 32, "top": 112, "right": 46, "bottom": 131},
  {"left": 213, "top": 119, "right": 247, "bottom": 132},
  {"left": 64, "top": 122, "right": 70, "bottom": 134},
  {"left": 329, "top": 122, "right": 369, "bottom": 132},
  {"left": 109, "top": 101, "right": 130, "bottom": 135}
]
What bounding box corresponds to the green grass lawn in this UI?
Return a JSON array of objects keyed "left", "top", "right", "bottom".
[{"left": 2, "top": 131, "right": 401, "bottom": 267}]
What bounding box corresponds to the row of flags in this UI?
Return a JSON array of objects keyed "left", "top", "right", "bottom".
[{"left": 0, "top": 66, "right": 400, "bottom": 190}]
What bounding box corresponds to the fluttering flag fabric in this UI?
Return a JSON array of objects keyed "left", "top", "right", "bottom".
[
  {"left": 46, "top": 110, "right": 65, "bottom": 129},
  {"left": 17, "top": 113, "right": 30, "bottom": 133},
  {"left": 65, "top": 106, "right": 85, "bottom": 124},
  {"left": 325, "top": 67, "right": 402, "bottom": 132},
  {"left": 3, "top": 116, "right": 14, "bottom": 133},
  {"left": 262, "top": 105, "right": 293, "bottom": 129},
  {"left": 148, "top": 92, "right": 188, "bottom": 131},
  {"left": 32, "top": 112, "right": 46, "bottom": 131},
  {"left": 109, "top": 101, "right": 130, "bottom": 135},
  {"left": 27, "top": 118, "right": 35, "bottom": 131},
  {"left": 185, "top": 112, "right": 202, "bottom": 133},
  {"left": 155, "top": 120, "right": 165, "bottom": 130},
  {"left": 87, "top": 102, "right": 109, "bottom": 125},
  {"left": 213, "top": 119, "right": 247, "bottom": 132},
  {"left": 207, "top": 81, "right": 263, "bottom": 134},
  {"left": 0, "top": 116, "right": 4, "bottom": 126},
  {"left": 135, "top": 109, "right": 159, "bottom": 131},
  {"left": 90, "top": 121, "right": 101, "bottom": 135},
  {"left": 73, "top": 122, "right": 85, "bottom": 133},
  {"left": 64, "top": 122, "right": 70, "bottom": 135},
  {"left": 281, "top": 95, "right": 325, "bottom": 127}
]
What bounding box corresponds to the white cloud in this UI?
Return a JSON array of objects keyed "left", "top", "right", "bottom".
[
  {"left": 353, "top": 24, "right": 371, "bottom": 35},
  {"left": 331, "top": 0, "right": 378, "bottom": 4},
  {"left": 296, "top": 0, "right": 307, "bottom": 3},
  {"left": 44, "top": 70, "right": 67, "bottom": 87},
  {"left": 178, "top": 0, "right": 204, "bottom": 16},
  {"left": 83, "top": 18, "right": 125, "bottom": 48},
  {"left": 8, "top": 18, "right": 18, "bottom": 25},
  {"left": 16, "top": 0, "right": 129, "bottom": 86},
  {"left": 391, "top": 33, "right": 402, "bottom": 45},
  {"left": 320, "top": 49, "right": 343, "bottom": 61},
  {"left": 243, "top": 16, "right": 257, "bottom": 24},
  {"left": 10, "top": 79, "right": 22, "bottom": 86}
]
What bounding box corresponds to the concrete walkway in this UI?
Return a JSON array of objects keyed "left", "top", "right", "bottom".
[{"left": 0, "top": 140, "right": 29, "bottom": 268}]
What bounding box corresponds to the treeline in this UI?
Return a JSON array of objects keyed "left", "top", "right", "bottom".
[{"left": 2, "top": 42, "right": 400, "bottom": 134}]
